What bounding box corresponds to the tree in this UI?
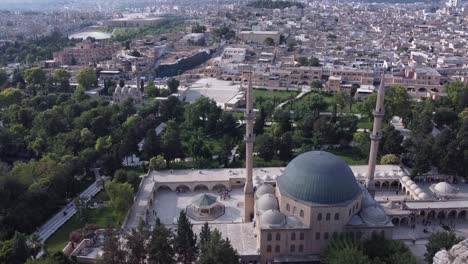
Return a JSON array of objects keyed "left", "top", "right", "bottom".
[
  {"left": 145, "top": 80, "right": 159, "bottom": 98},
  {"left": 433, "top": 107, "right": 458, "bottom": 128},
  {"left": 76, "top": 67, "right": 97, "bottom": 90},
  {"left": 53, "top": 69, "right": 71, "bottom": 92},
  {"left": 296, "top": 57, "right": 309, "bottom": 66},
  {"left": 25, "top": 252, "right": 73, "bottom": 264},
  {"left": 357, "top": 85, "right": 411, "bottom": 122},
  {"left": 174, "top": 211, "right": 198, "bottom": 264},
  {"left": 167, "top": 78, "right": 180, "bottom": 94},
  {"left": 126, "top": 221, "right": 149, "bottom": 264},
  {"left": 147, "top": 218, "right": 175, "bottom": 264},
  {"left": 380, "top": 154, "right": 399, "bottom": 165},
  {"left": 0, "top": 88, "right": 25, "bottom": 108},
  {"left": 0, "top": 69, "right": 8, "bottom": 87},
  {"left": 105, "top": 181, "right": 134, "bottom": 223},
  {"left": 380, "top": 126, "right": 403, "bottom": 156},
  {"left": 309, "top": 57, "right": 320, "bottom": 66},
  {"left": 150, "top": 155, "right": 166, "bottom": 171},
  {"left": 353, "top": 132, "right": 370, "bottom": 158},
  {"left": 445, "top": 81, "right": 468, "bottom": 109},
  {"left": 24, "top": 67, "right": 46, "bottom": 94},
  {"left": 161, "top": 121, "right": 183, "bottom": 165},
  {"left": 74, "top": 196, "right": 91, "bottom": 223},
  {"left": 254, "top": 106, "right": 266, "bottom": 135},
  {"left": 334, "top": 91, "right": 351, "bottom": 113},
  {"left": 142, "top": 129, "right": 161, "bottom": 160},
  {"left": 256, "top": 134, "right": 276, "bottom": 161},
  {"left": 198, "top": 222, "right": 211, "bottom": 252},
  {"left": 192, "top": 24, "right": 207, "bottom": 33},
  {"left": 10, "top": 232, "right": 31, "bottom": 264},
  {"left": 425, "top": 231, "right": 462, "bottom": 263},
  {"left": 310, "top": 80, "right": 323, "bottom": 90},
  {"left": 159, "top": 96, "right": 184, "bottom": 121},
  {"left": 264, "top": 37, "right": 275, "bottom": 46},
  {"left": 101, "top": 229, "right": 127, "bottom": 264},
  {"left": 326, "top": 238, "right": 371, "bottom": 264},
  {"left": 278, "top": 132, "right": 293, "bottom": 161},
  {"left": 197, "top": 229, "right": 239, "bottom": 264},
  {"left": 273, "top": 110, "right": 291, "bottom": 135}
]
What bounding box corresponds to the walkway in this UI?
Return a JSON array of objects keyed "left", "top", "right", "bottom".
[
  {"left": 36, "top": 169, "right": 103, "bottom": 242},
  {"left": 277, "top": 87, "right": 310, "bottom": 109}
]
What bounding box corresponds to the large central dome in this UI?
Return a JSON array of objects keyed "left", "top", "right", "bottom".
[{"left": 277, "top": 151, "right": 361, "bottom": 204}]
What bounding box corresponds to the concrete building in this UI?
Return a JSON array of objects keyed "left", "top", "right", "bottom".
[
  {"left": 53, "top": 39, "right": 120, "bottom": 65},
  {"left": 239, "top": 31, "right": 280, "bottom": 45}
]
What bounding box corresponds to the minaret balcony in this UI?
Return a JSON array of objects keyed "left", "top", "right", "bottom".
[
  {"left": 369, "top": 133, "right": 382, "bottom": 141},
  {"left": 373, "top": 109, "right": 385, "bottom": 117},
  {"left": 244, "top": 112, "right": 255, "bottom": 120},
  {"left": 244, "top": 134, "right": 256, "bottom": 142}
]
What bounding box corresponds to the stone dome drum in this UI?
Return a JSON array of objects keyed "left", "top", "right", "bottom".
[{"left": 277, "top": 151, "right": 362, "bottom": 204}]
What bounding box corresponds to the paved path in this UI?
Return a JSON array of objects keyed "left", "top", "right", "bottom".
[
  {"left": 277, "top": 87, "right": 310, "bottom": 109},
  {"left": 36, "top": 169, "right": 103, "bottom": 242}
]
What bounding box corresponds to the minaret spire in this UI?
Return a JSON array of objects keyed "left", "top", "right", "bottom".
[
  {"left": 244, "top": 70, "right": 255, "bottom": 222},
  {"left": 365, "top": 75, "right": 386, "bottom": 198}
]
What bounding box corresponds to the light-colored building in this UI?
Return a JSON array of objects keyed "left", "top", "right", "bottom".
[
  {"left": 53, "top": 39, "right": 120, "bottom": 65},
  {"left": 239, "top": 31, "right": 280, "bottom": 45},
  {"left": 113, "top": 85, "right": 143, "bottom": 104}
]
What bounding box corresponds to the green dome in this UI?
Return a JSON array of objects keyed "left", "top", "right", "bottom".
[{"left": 277, "top": 151, "right": 361, "bottom": 204}]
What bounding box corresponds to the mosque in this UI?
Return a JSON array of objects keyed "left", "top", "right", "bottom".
[{"left": 122, "top": 72, "right": 468, "bottom": 263}]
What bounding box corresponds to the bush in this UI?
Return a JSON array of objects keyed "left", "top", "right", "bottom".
[{"left": 380, "top": 154, "right": 399, "bottom": 165}]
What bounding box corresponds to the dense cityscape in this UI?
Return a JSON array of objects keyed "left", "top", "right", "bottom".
[{"left": 0, "top": 0, "right": 467, "bottom": 263}]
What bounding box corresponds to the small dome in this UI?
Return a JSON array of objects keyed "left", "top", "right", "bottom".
[
  {"left": 260, "top": 209, "right": 286, "bottom": 228},
  {"left": 398, "top": 171, "right": 407, "bottom": 177},
  {"left": 382, "top": 201, "right": 396, "bottom": 209},
  {"left": 114, "top": 87, "right": 122, "bottom": 94},
  {"left": 361, "top": 191, "right": 376, "bottom": 208},
  {"left": 360, "top": 206, "right": 389, "bottom": 226},
  {"left": 419, "top": 192, "right": 432, "bottom": 200},
  {"left": 414, "top": 188, "right": 423, "bottom": 195},
  {"left": 256, "top": 194, "right": 278, "bottom": 213},
  {"left": 129, "top": 87, "right": 138, "bottom": 94},
  {"left": 432, "top": 182, "right": 458, "bottom": 195},
  {"left": 277, "top": 151, "right": 361, "bottom": 204},
  {"left": 256, "top": 184, "right": 275, "bottom": 198},
  {"left": 401, "top": 176, "right": 411, "bottom": 182},
  {"left": 406, "top": 180, "right": 415, "bottom": 187},
  {"left": 121, "top": 86, "right": 129, "bottom": 93},
  {"left": 355, "top": 172, "right": 362, "bottom": 178},
  {"left": 286, "top": 216, "right": 303, "bottom": 227},
  {"left": 409, "top": 183, "right": 418, "bottom": 190},
  {"left": 348, "top": 215, "right": 364, "bottom": 226}
]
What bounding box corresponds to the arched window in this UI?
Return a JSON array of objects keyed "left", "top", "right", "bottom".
[
  {"left": 334, "top": 213, "right": 340, "bottom": 220},
  {"left": 298, "top": 245, "right": 304, "bottom": 252},
  {"left": 276, "top": 233, "right": 281, "bottom": 241},
  {"left": 290, "top": 244, "right": 296, "bottom": 252},
  {"left": 300, "top": 233, "right": 304, "bottom": 240},
  {"left": 275, "top": 245, "right": 280, "bottom": 253},
  {"left": 267, "top": 245, "right": 272, "bottom": 252},
  {"left": 300, "top": 210, "right": 304, "bottom": 217},
  {"left": 315, "top": 232, "right": 320, "bottom": 240},
  {"left": 267, "top": 233, "right": 272, "bottom": 241},
  {"left": 293, "top": 206, "right": 297, "bottom": 214},
  {"left": 291, "top": 232, "right": 296, "bottom": 241},
  {"left": 317, "top": 213, "right": 322, "bottom": 221},
  {"left": 326, "top": 213, "right": 331, "bottom": 220},
  {"left": 324, "top": 232, "right": 329, "bottom": 240},
  {"left": 286, "top": 203, "right": 290, "bottom": 211}
]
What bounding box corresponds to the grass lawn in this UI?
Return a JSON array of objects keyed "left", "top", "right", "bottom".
[
  {"left": 357, "top": 118, "right": 373, "bottom": 130},
  {"left": 328, "top": 147, "right": 368, "bottom": 165},
  {"left": 253, "top": 88, "right": 298, "bottom": 102},
  {"left": 291, "top": 92, "right": 359, "bottom": 113},
  {"left": 45, "top": 204, "right": 118, "bottom": 253}
]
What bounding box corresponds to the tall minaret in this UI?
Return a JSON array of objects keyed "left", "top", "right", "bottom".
[
  {"left": 365, "top": 75, "right": 386, "bottom": 198},
  {"left": 244, "top": 71, "right": 255, "bottom": 222}
]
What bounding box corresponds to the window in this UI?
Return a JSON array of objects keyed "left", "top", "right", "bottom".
[
  {"left": 298, "top": 245, "right": 304, "bottom": 252},
  {"left": 315, "top": 232, "right": 320, "bottom": 240},
  {"left": 275, "top": 245, "right": 280, "bottom": 253},
  {"left": 356, "top": 202, "right": 359, "bottom": 209},
  {"left": 334, "top": 213, "right": 340, "bottom": 220},
  {"left": 286, "top": 203, "right": 290, "bottom": 211},
  {"left": 267, "top": 233, "right": 272, "bottom": 241},
  {"left": 267, "top": 245, "right": 272, "bottom": 252},
  {"left": 333, "top": 232, "right": 338, "bottom": 239},
  {"left": 300, "top": 210, "right": 304, "bottom": 217},
  {"left": 324, "top": 232, "right": 329, "bottom": 240},
  {"left": 276, "top": 233, "right": 281, "bottom": 241},
  {"left": 349, "top": 208, "right": 351, "bottom": 216},
  {"left": 317, "top": 213, "right": 322, "bottom": 221},
  {"left": 293, "top": 207, "right": 297, "bottom": 214},
  {"left": 290, "top": 244, "right": 296, "bottom": 252},
  {"left": 291, "top": 232, "right": 296, "bottom": 241},
  {"left": 300, "top": 233, "right": 304, "bottom": 240},
  {"left": 326, "top": 213, "right": 331, "bottom": 220}
]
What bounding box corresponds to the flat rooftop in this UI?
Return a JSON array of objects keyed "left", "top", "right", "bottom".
[{"left": 184, "top": 78, "right": 243, "bottom": 108}]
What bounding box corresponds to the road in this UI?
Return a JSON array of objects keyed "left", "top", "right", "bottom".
[{"left": 35, "top": 168, "right": 104, "bottom": 242}]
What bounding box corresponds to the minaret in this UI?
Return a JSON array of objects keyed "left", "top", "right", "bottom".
[
  {"left": 244, "top": 71, "right": 255, "bottom": 222},
  {"left": 365, "top": 75, "right": 386, "bottom": 198}
]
